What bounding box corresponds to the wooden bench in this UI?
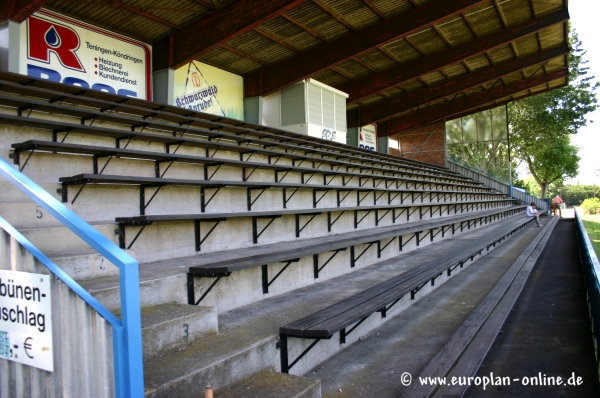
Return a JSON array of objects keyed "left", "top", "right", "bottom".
[
  {"left": 116, "top": 199, "right": 520, "bottom": 251},
  {"left": 186, "top": 206, "right": 526, "bottom": 305},
  {"left": 59, "top": 173, "right": 506, "bottom": 215},
  {"left": 277, "top": 215, "right": 534, "bottom": 373},
  {"left": 0, "top": 72, "right": 467, "bottom": 180},
  {"left": 1, "top": 112, "right": 479, "bottom": 188},
  {"left": 12, "top": 140, "right": 489, "bottom": 197},
  {"left": 0, "top": 95, "right": 474, "bottom": 185}
]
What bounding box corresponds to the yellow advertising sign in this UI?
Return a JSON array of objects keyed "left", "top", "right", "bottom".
[{"left": 173, "top": 61, "right": 244, "bottom": 121}]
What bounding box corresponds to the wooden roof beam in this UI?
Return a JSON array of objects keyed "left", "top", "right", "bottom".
[
  {"left": 244, "top": 0, "right": 488, "bottom": 98},
  {"left": 0, "top": 0, "right": 52, "bottom": 23},
  {"left": 339, "top": 8, "right": 569, "bottom": 103},
  {"left": 437, "top": 82, "right": 568, "bottom": 122},
  {"left": 348, "top": 44, "right": 569, "bottom": 127},
  {"left": 381, "top": 68, "right": 568, "bottom": 136},
  {"left": 153, "top": 0, "right": 309, "bottom": 71},
  {"left": 379, "top": 81, "right": 569, "bottom": 138}
]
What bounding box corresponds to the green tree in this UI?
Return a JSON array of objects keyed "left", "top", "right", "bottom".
[
  {"left": 561, "top": 184, "right": 596, "bottom": 206},
  {"left": 508, "top": 29, "right": 598, "bottom": 198},
  {"left": 521, "top": 137, "right": 580, "bottom": 198},
  {"left": 447, "top": 141, "right": 511, "bottom": 181}
]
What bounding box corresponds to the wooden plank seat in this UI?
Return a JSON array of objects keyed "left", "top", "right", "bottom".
[
  {"left": 0, "top": 112, "right": 479, "bottom": 187},
  {"left": 58, "top": 173, "right": 507, "bottom": 215},
  {"left": 277, "top": 215, "right": 534, "bottom": 374},
  {"left": 115, "top": 198, "right": 520, "bottom": 254},
  {"left": 186, "top": 206, "right": 527, "bottom": 306},
  {"left": 0, "top": 72, "right": 466, "bottom": 180},
  {"left": 12, "top": 141, "right": 490, "bottom": 195},
  {"left": 0, "top": 94, "right": 472, "bottom": 184}
]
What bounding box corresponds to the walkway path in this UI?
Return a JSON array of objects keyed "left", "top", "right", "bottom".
[{"left": 467, "top": 216, "right": 600, "bottom": 397}]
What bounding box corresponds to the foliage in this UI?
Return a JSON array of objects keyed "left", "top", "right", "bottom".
[
  {"left": 554, "top": 184, "right": 596, "bottom": 206},
  {"left": 580, "top": 198, "right": 600, "bottom": 214},
  {"left": 447, "top": 141, "right": 512, "bottom": 181},
  {"left": 514, "top": 182, "right": 598, "bottom": 206},
  {"left": 519, "top": 136, "right": 580, "bottom": 198},
  {"left": 518, "top": 176, "right": 542, "bottom": 197},
  {"left": 508, "top": 29, "right": 598, "bottom": 198}
]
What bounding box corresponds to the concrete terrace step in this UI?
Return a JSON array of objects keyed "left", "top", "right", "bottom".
[
  {"left": 141, "top": 215, "right": 534, "bottom": 397},
  {"left": 80, "top": 208, "right": 523, "bottom": 313},
  {"left": 141, "top": 303, "right": 218, "bottom": 362},
  {"left": 143, "top": 324, "right": 278, "bottom": 398},
  {"left": 0, "top": 180, "right": 61, "bottom": 203},
  {"left": 17, "top": 221, "right": 119, "bottom": 254},
  {"left": 0, "top": 202, "right": 69, "bottom": 227},
  {"left": 80, "top": 267, "right": 189, "bottom": 313},
  {"left": 217, "top": 368, "right": 321, "bottom": 398},
  {"left": 50, "top": 248, "right": 136, "bottom": 280}
]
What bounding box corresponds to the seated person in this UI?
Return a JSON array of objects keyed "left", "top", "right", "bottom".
[{"left": 526, "top": 202, "right": 543, "bottom": 227}]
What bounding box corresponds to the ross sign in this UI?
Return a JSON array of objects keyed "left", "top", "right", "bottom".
[
  {"left": 359, "top": 124, "right": 377, "bottom": 151},
  {"left": 20, "top": 10, "right": 152, "bottom": 100},
  {"left": 0, "top": 270, "right": 53, "bottom": 372},
  {"left": 173, "top": 61, "right": 244, "bottom": 120}
]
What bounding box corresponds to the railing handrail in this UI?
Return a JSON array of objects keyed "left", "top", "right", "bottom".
[
  {"left": 574, "top": 207, "right": 600, "bottom": 271},
  {"left": 0, "top": 157, "right": 143, "bottom": 398},
  {"left": 447, "top": 157, "right": 510, "bottom": 185},
  {"left": 574, "top": 207, "right": 600, "bottom": 371},
  {"left": 447, "top": 159, "right": 548, "bottom": 210}
]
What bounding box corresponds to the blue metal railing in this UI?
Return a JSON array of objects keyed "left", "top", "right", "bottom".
[
  {"left": 510, "top": 189, "right": 548, "bottom": 211},
  {"left": 0, "top": 157, "right": 143, "bottom": 398},
  {"left": 574, "top": 207, "right": 600, "bottom": 370}
]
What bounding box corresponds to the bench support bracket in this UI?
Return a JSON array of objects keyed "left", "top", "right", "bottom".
[
  {"left": 187, "top": 273, "right": 230, "bottom": 306},
  {"left": 262, "top": 259, "right": 300, "bottom": 294},
  {"left": 313, "top": 248, "right": 346, "bottom": 278},
  {"left": 280, "top": 334, "right": 323, "bottom": 374}
]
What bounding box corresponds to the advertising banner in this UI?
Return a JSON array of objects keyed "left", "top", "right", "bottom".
[
  {"left": 173, "top": 61, "right": 244, "bottom": 121},
  {"left": 20, "top": 10, "right": 152, "bottom": 100},
  {"left": 0, "top": 270, "right": 53, "bottom": 372},
  {"left": 359, "top": 124, "right": 377, "bottom": 151}
]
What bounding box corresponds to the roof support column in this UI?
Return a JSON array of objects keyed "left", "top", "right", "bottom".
[
  {"left": 152, "top": 68, "right": 175, "bottom": 106},
  {"left": 0, "top": 20, "right": 21, "bottom": 73}
]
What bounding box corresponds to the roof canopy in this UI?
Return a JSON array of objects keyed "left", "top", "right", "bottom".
[{"left": 2, "top": 0, "right": 569, "bottom": 136}]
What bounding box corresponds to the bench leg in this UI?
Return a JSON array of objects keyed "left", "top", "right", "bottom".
[{"left": 280, "top": 334, "right": 289, "bottom": 373}]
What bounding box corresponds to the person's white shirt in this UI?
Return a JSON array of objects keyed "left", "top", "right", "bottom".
[{"left": 526, "top": 205, "right": 537, "bottom": 217}]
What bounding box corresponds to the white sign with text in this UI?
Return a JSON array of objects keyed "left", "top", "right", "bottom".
[
  {"left": 0, "top": 270, "right": 53, "bottom": 372},
  {"left": 19, "top": 10, "right": 152, "bottom": 100},
  {"left": 359, "top": 124, "right": 377, "bottom": 151}
]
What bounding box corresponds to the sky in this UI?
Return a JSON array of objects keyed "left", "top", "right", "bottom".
[{"left": 559, "top": 0, "right": 599, "bottom": 185}]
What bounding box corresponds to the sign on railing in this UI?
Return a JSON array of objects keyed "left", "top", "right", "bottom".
[{"left": 0, "top": 270, "right": 53, "bottom": 372}]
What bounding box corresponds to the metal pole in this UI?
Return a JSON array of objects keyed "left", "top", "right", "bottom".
[{"left": 505, "top": 105, "right": 512, "bottom": 198}]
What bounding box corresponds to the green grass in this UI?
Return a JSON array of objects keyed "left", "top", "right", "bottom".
[{"left": 580, "top": 214, "right": 600, "bottom": 258}]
